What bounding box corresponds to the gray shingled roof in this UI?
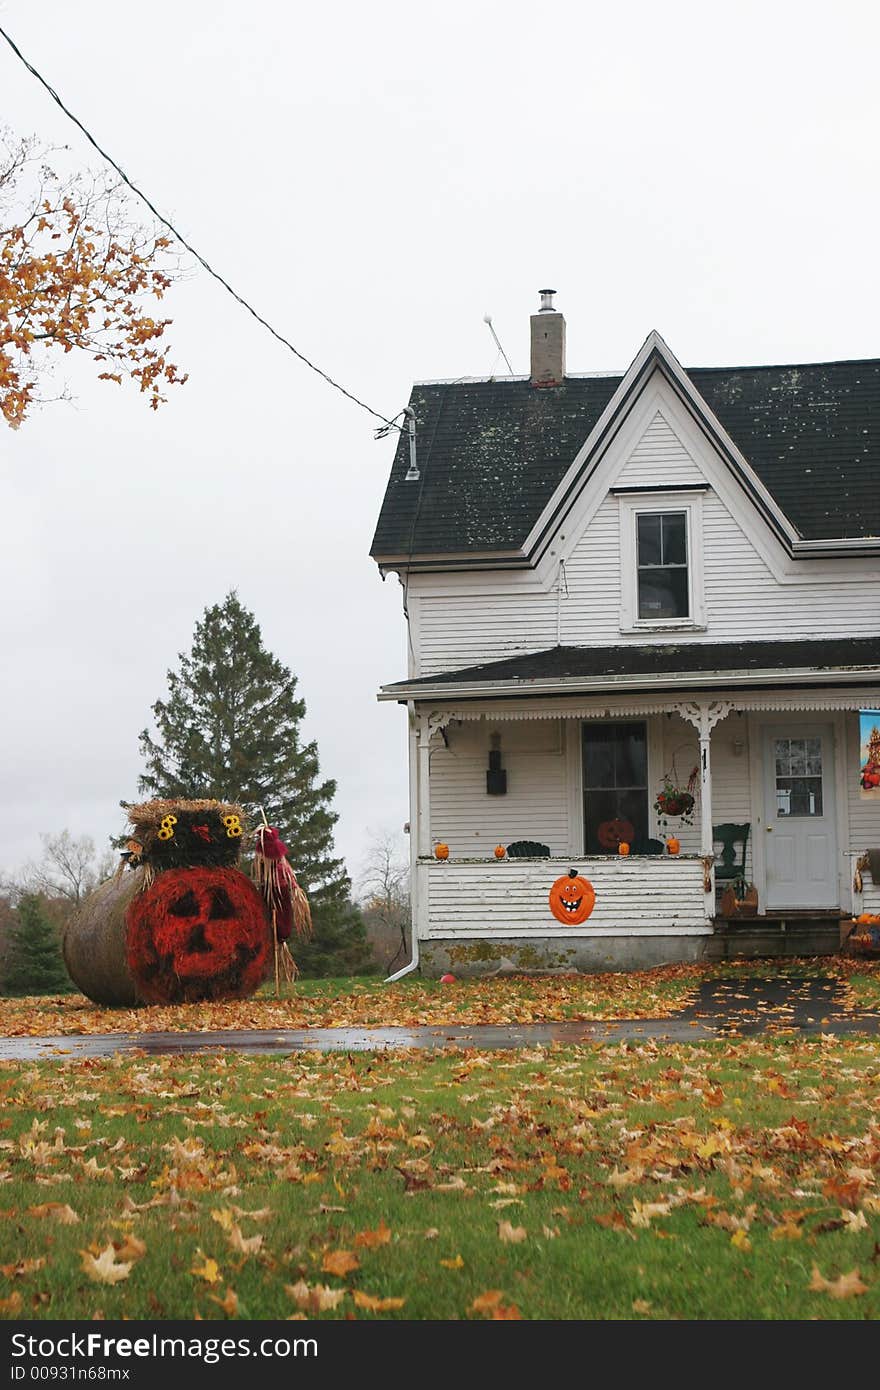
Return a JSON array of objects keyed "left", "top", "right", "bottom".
[
  {"left": 370, "top": 358, "right": 880, "bottom": 558},
  {"left": 380, "top": 637, "right": 880, "bottom": 697}
]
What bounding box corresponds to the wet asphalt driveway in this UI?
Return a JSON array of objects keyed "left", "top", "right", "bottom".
[{"left": 0, "top": 974, "right": 879, "bottom": 1061}]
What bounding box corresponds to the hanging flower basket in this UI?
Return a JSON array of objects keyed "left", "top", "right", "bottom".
[
  {"left": 654, "top": 765, "right": 699, "bottom": 827},
  {"left": 654, "top": 789, "right": 695, "bottom": 819}
]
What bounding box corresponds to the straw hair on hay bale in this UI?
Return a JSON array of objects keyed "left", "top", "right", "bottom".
[
  {"left": 126, "top": 798, "right": 245, "bottom": 833},
  {"left": 63, "top": 870, "right": 146, "bottom": 1006}
]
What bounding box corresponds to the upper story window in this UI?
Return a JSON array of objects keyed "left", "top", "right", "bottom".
[
  {"left": 637, "top": 511, "right": 688, "bottom": 619},
  {"left": 617, "top": 489, "right": 707, "bottom": 632}
]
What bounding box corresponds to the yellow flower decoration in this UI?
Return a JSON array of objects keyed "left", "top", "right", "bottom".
[
  {"left": 157, "top": 825, "right": 174, "bottom": 841},
  {"left": 223, "top": 813, "right": 243, "bottom": 839},
  {"left": 160, "top": 814, "right": 178, "bottom": 830}
]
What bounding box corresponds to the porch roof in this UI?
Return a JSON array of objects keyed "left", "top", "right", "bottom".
[{"left": 379, "top": 636, "right": 880, "bottom": 701}]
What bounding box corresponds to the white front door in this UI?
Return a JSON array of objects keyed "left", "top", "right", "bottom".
[{"left": 761, "top": 724, "right": 838, "bottom": 910}]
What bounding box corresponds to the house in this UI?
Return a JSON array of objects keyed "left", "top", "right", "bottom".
[{"left": 370, "top": 293, "right": 880, "bottom": 975}]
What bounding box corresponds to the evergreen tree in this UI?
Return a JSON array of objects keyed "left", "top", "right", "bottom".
[
  {"left": 138, "top": 592, "right": 371, "bottom": 976},
  {"left": 4, "top": 894, "right": 71, "bottom": 996}
]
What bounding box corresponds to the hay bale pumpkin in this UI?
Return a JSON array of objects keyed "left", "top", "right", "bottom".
[{"left": 64, "top": 799, "right": 278, "bottom": 1006}]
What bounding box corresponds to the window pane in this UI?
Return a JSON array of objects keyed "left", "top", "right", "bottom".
[
  {"left": 615, "top": 726, "right": 648, "bottom": 785},
  {"left": 638, "top": 567, "right": 689, "bottom": 619},
  {"left": 661, "top": 513, "right": 687, "bottom": 565},
  {"left": 775, "top": 775, "right": 823, "bottom": 816},
  {"left": 583, "top": 731, "right": 615, "bottom": 788},
  {"left": 637, "top": 513, "right": 661, "bottom": 565}
]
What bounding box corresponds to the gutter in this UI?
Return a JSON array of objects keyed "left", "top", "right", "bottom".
[{"left": 378, "top": 663, "right": 880, "bottom": 702}]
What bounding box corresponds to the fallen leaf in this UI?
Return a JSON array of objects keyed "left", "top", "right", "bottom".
[
  {"left": 0, "top": 1292, "right": 22, "bottom": 1313},
  {"left": 498, "top": 1220, "right": 527, "bottom": 1244},
  {"left": 808, "top": 1265, "right": 868, "bottom": 1299},
  {"left": 730, "top": 1230, "right": 752, "bottom": 1252},
  {"left": 321, "top": 1249, "right": 359, "bottom": 1278},
  {"left": 632, "top": 1298, "right": 653, "bottom": 1314},
  {"left": 491, "top": 1303, "right": 522, "bottom": 1319},
  {"left": 471, "top": 1290, "right": 505, "bottom": 1313},
  {"left": 440, "top": 1254, "right": 464, "bottom": 1269},
  {"left": 227, "top": 1225, "right": 263, "bottom": 1256},
  {"left": 79, "top": 1244, "right": 132, "bottom": 1286},
  {"left": 0, "top": 1257, "right": 45, "bottom": 1278},
  {"left": 113, "top": 1235, "right": 147, "bottom": 1263},
  {"left": 352, "top": 1290, "right": 406, "bottom": 1312},
  {"left": 209, "top": 1287, "right": 239, "bottom": 1318},
  {"left": 190, "top": 1254, "right": 222, "bottom": 1285},
  {"left": 285, "top": 1280, "right": 346, "bottom": 1313},
  {"left": 26, "top": 1202, "right": 78, "bottom": 1225},
  {"left": 354, "top": 1219, "right": 392, "bottom": 1250}
]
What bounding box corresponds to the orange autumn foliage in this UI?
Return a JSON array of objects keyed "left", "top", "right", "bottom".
[{"left": 0, "top": 133, "right": 186, "bottom": 428}]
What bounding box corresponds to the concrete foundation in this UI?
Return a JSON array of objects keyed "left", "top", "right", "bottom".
[{"left": 419, "top": 934, "right": 709, "bottom": 977}]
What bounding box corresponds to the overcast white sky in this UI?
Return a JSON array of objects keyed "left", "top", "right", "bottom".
[{"left": 1, "top": 0, "right": 878, "bottom": 887}]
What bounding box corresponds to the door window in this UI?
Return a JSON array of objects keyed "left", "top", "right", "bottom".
[{"left": 773, "top": 737, "right": 823, "bottom": 817}]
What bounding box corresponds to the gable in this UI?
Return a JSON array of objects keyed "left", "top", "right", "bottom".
[{"left": 614, "top": 410, "right": 705, "bottom": 489}]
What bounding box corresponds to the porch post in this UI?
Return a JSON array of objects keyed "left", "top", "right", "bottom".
[
  {"left": 697, "top": 705, "right": 715, "bottom": 915},
  {"left": 674, "top": 700, "right": 733, "bottom": 920}
]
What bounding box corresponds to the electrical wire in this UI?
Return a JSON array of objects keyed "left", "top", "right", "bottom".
[{"left": 0, "top": 23, "right": 404, "bottom": 433}]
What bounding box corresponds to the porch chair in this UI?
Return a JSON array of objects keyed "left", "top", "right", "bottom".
[
  {"left": 506, "top": 840, "right": 551, "bottom": 858},
  {"left": 713, "top": 823, "right": 750, "bottom": 898}
]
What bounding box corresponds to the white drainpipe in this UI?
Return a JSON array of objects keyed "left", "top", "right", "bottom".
[{"left": 384, "top": 929, "right": 419, "bottom": 983}]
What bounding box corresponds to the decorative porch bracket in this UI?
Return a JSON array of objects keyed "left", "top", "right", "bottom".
[{"left": 671, "top": 700, "right": 734, "bottom": 913}]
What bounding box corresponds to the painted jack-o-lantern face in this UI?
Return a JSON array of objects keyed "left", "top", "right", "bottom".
[
  {"left": 549, "top": 869, "right": 596, "bottom": 925},
  {"left": 126, "top": 866, "right": 270, "bottom": 1004}
]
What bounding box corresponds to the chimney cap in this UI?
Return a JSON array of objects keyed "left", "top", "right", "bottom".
[{"left": 538, "top": 289, "right": 557, "bottom": 312}]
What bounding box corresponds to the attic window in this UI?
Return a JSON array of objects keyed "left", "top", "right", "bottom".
[
  {"left": 618, "top": 492, "right": 706, "bottom": 632},
  {"left": 637, "top": 512, "right": 689, "bottom": 619}
]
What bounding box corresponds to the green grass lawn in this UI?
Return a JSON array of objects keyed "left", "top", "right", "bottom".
[{"left": 1, "top": 1035, "right": 879, "bottom": 1320}]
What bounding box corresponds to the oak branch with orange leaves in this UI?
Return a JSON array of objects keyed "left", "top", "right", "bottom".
[{"left": 0, "top": 131, "right": 186, "bottom": 428}]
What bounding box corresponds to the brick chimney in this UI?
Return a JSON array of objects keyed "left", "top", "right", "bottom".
[{"left": 530, "top": 288, "right": 566, "bottom": 387}]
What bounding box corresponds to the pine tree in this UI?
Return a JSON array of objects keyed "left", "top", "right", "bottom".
[
  {"left": 138, "top": 591, "right": 371, "bottom": 976},
  {"left": 4, "top": 894, "right": 71, "bottom": 996}
]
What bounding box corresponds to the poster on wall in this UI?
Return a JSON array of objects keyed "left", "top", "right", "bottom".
[{"left": 859, "top": 711, "right": 880, "bottom": 798}]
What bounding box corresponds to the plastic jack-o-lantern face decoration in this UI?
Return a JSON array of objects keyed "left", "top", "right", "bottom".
[
  {"left": 549, "top": 869, "right": 596, "bottom": 925},
  {"left": 126, "top": 866, "right": 270, "bottom": 1004}
]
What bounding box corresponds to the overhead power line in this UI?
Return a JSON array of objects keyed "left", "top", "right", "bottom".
[{"left": 0, "top": 24, "right": 403, "bottom": 432}]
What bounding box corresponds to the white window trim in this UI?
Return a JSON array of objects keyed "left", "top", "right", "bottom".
[{"left": 619, "top": 492, "right": 707, "bottom": 633}]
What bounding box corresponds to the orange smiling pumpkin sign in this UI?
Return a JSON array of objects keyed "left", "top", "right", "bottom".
[{"left": 549, "top": 869, "right": 596, "bottom": 925}]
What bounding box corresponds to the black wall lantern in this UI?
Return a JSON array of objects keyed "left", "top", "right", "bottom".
[{"left": 486, "top": 731, "right": 507, "bottom": 795}]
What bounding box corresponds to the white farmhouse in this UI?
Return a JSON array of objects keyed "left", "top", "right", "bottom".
[{"left": 371, "top": 294, "right": 880, "bottom": 975}]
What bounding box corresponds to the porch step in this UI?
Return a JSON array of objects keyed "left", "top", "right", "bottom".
[{"left": 706, "top": 914, "right": 845, "bottom": 960}]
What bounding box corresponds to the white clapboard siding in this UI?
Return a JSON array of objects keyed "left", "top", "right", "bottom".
[
  {"left": 408, "top": 398, "right": 880, "bottom": 673},
  {"left": 616, "top": 411, "right": 706, "bottom": 487},
  {"left": 429, "top": 721, "right": 568, "bottom": 855},
  {"left": 422, "top": 857, "right": 708, "bottom": 936},
  {"left": 862, "top": 872, "right": 880, "bottom": 915}
]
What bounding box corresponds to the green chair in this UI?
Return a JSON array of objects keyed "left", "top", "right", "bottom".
[{"left": 713, "top": 823, "right": 749, "bottom": 896}]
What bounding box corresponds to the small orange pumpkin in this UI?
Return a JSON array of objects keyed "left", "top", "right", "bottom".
[
  {"left": 434, "top": 843, "right": 450, "bottom": 860},
  {"left": 549, "top": 869, "right": 596, "bottom": 925},
  {"left": 494, "top": 845, "right": 506, "bottom": 859},
  {"left": 666, "top": 837, "right": 680, "bottom": 855},
  {"left": 618, "top": 842, "right": 631, "bottom": 856}
]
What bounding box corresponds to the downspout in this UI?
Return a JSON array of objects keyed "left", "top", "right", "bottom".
[{"left": 385, "top": 699, "right": 421, "bottom": 982}]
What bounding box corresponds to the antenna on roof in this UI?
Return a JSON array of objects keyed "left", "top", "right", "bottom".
[{"left": 483, "top": 314, "right": 515, "bottom": 376}]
